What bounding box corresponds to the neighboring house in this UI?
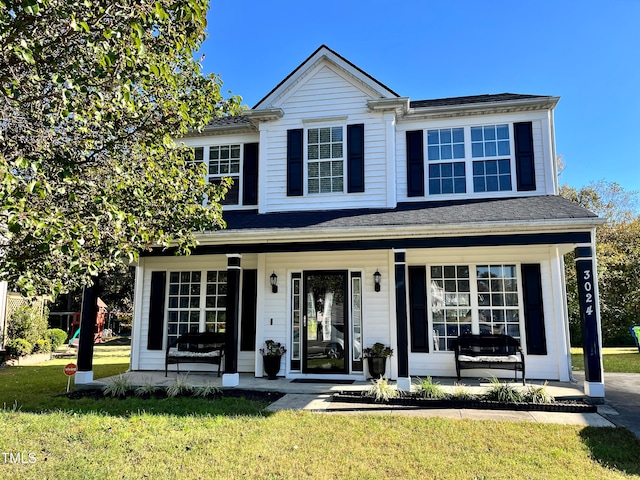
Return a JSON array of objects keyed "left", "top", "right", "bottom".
[{"left": 130, "top": 45, "right": 605, "bottom": 396}]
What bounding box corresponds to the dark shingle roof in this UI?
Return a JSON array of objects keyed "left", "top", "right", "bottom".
[
  {"left": 409, "top": 93, "right": 549, "bottom": 109},
  {"left": 207, "top": 115, "right": 251, "bottom": 127},
  {"left": 221, "top": 196, "right": 598, "bottom": 232}
]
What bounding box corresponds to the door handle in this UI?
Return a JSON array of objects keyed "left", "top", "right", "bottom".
[{"left": 303, "top": 315, "right": 307, "bottom": 327}]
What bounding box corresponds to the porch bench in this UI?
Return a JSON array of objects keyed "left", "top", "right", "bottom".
[
  {"left": 165, "top": 332, "right": 225, "bottom": 377},
  {"left": 453, "top": 334, "right": 525, "bottom": 385}
]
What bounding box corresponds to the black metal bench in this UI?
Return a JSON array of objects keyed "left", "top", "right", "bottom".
[
  {"left": 165, "top": 332, "right": 225, "bottom": 377},
  {"left": 453, "top": 334, "right": 525, "bottom": 385}
]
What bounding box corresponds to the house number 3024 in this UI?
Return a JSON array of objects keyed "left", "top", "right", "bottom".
[{"left": 583, "top": 269, "right": 594, "bottom": 316}]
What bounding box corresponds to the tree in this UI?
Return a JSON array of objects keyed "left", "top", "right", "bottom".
[
  {"left": 561, "top": 181, "right": 640, "bottom": 346},
  {"left": 0, "top": 1, "right": 241, "bottom": 296}
]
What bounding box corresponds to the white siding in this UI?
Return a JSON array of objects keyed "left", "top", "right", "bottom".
[
  {"left": 396, "top": 111, "right": 555, "bottom": 203},
  {"left": 261, "top": 63, "right": 391, "bottom": 213}
]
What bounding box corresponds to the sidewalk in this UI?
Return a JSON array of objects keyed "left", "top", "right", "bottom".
[{"left": 265, "top": 392, "right": 615, "bottom": 427}]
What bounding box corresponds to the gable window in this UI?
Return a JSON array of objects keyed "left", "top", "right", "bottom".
[
  {"left": 429, "top": 263, "right": 521, "bottom": 351},
  {"left": 209, "top": 145, "right": 241, "bottom": 204},
  {"left": 307, "top": 126, "right": 344, "bottom": 194},
  {"left": 166, "top": 270, "right": 227, "bottom": 346}
]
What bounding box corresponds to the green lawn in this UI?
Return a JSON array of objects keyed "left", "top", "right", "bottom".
[
  {"left": 572, "top": 347, "right": 640, "bottom": 373},
  {"left": 0, "top": 343, "right": 639, "bottom": 479}
]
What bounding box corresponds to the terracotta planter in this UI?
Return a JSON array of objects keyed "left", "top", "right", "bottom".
[
  {"left": 263, "top": 355, "right": 282, "bottom": 380},
  {"left": 366, "top": 357, "right": 387, "bottom": 379}
]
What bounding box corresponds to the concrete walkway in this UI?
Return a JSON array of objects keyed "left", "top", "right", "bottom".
[{"left": 573, "top": 371, "right": 640, "bottom": 436}]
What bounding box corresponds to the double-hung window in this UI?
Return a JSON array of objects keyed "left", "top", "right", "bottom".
[
  {"left": 422, "top": 123, "right": 515, "bottom": 196},
  {"left": 209, "top": 144, "right": 241, "bottom": 205},
  {"left": 429, "top": 263, "right": 521, "bottom": 351},
  {"left": 471, "top": 124, "right": 512, "bottom": 192},
  {"left": 166, "top": 270, "right": 227, "bottom": 346},
  {"left": 307, "top": 126, "right": 344, "bottom": 194},
  {"left": 427, "top": 128, "right": 466, "bottom": 194}
]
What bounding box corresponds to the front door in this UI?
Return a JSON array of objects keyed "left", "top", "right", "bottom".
[{"left": 303, "top": 271, "right": 348, "bottom": 374}]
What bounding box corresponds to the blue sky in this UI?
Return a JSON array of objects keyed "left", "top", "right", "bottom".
[{"left": 200, "top": 0, "right": 639, "bottom": 192}]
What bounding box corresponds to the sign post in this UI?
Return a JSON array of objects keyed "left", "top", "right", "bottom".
[{"left": 64, "top": 363, "right": 78, "bottom": 393}]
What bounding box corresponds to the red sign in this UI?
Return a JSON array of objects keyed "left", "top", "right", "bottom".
[{"left": 63, "top": 363, "right": 78, "bottom": 376}]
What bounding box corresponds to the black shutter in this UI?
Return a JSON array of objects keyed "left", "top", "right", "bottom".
[
  {"left": 242, "top": 143, "right": 259, "bottom": 206},
  {"left": 514, "top": 122, "right": 536, "bottom": 191},
  {"left": 347, "top": 124, "right": 365, "bottom": 193},
  {"left": 521, "top": 264, "right": 547, "bottom": 355},
  {"left": 240, "top": 269, "right": 257, "bottom": 351},
  {"left": 287, "top": 129, "right": 303, "bottom": 196},
  {"left": 408, "top": 266, "right": 429, "bottom": 352},
  {"left": 147, "top": 271, "right": 166, "bottom": 350},
  {"left": 406, "top": 130, "right": 424, "bottom": 197}
]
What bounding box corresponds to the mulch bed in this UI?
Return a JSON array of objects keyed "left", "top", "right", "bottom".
[
  {"left": 332, "top": 391, "right": 597, "bottom": 413},
  {"left": 67, "top": 388, "right": 284, "bottom": 403}
]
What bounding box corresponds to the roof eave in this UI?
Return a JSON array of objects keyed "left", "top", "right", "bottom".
[{"left": 404, "top": 96, "right": 561, "bottom": 120}]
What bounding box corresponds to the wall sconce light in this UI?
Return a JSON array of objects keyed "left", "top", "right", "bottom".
[
  {"left": 373, "top": 269, "right": 381, "bottom": 292},
  {"left": 270, "top": 271, "right": 278, "bottom": 293}
]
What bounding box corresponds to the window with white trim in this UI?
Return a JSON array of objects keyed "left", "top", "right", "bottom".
[
  {"left": 307, "top": 126, "right": 344, "bottom": 194},
  {"left": 429, "top": 263, "right": 521, "bottom": 351},
  {"left": 209, "top": 144, "right": 241, "bottom": 204},
  {"left": 167, "top": 270, "right": 227, "bottom": 346},
  {"left": 421, "top": 124, "right": 515, "bottom": 196}
]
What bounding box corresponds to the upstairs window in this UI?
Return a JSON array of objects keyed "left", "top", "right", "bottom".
[
  {"left": 471, "top": 124, "right": 512, "bottom": 192},
  {"left": 209, "top": 145, "right": 241, "bottom": 205},
  {"left": 307, "top": 126, "right": 344, "bottom": 194}
]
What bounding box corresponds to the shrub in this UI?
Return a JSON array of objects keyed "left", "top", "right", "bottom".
[
  {"left": 365, "top": 377, "right": 399, "bottom": 402},
  {"left": 194, "top": 382, "right": 221, "bottom": 398},
  {"left": 414, "top": 376, "right": 448, "bottom": 399},
  {"left": 103, "top": 375, "right": 133, "bottom": 398},
  {"left": 134, "top": 377, "right": 159, "bottom": 397},
  {"left": 483, "top": 377, "right": 524, "bottom": 403},
  {"left": 32, "top": 339, "right": 52, "bottom": 354},
  {"left": 7, "top": 304, "right": 48, "bottom": 345},
  {"left": 45, "top": 329, "right": 68, "bottom": 350},
  {"left": 166, "top": 375, "right": 194, "bottom": 397},
  {"left": 523, "top": 382, "right": 555, "bottom": 404},
  {"left": 6, "top": 339, "right": 33, "bottom": 357}
]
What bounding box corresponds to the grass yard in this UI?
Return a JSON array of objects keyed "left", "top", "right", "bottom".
[
  {"left": 572, "top": 347, "right": 640, "bottom": 373},
  {"left": 0, "top": 342, "right": 639, "bottom": 479}
]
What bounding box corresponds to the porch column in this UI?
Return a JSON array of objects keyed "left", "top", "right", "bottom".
[
  {"left": 223, "top": 254, "right": 241, "bottom": 387},
  {"left": 574, "top": 244, "right": 605, "bottom": 398},
  {"left": 76, "top": 276, "right": 100, "bottom": 384},
  {"left": 394, "top": 250, "right": 411, "bottom": 391}
]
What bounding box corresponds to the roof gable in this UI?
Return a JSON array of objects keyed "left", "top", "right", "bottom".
[{"left": 253, "top": 45, "right": 399, "bottom": 109}]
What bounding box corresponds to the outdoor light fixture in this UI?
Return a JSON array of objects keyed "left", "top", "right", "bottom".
[
  {"left": 270, "top": 271, "right": 278, "bottom": 293},
  {"left": 373, "top": 269, "right": 381, "bottom": 292}
]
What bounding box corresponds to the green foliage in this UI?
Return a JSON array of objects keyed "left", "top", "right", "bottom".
[
  {"left": 103, "top": 374, "right": 133, "bottom": 398},
  {"left": 523, "top": 382, "right": 555, "bottom": 404},
  {"left": 561, "top": 182, "right": 640, "bottom": 346},
  {"left": 450, "top": 385, "right": 477, "bottom": 401},
  {"left": 363, "top": 342, "right": 393, "bottom": 358},
  {"left": 194, "top": 382, "right": 221, "bottom": 398},
  {"left": 414, "top": 376, "right": 448, "bottom": 399},
  {"left": 166, "top": 375, "right": 194, "bottom": 397},
  {"left": 32, "top": 338, "right": 51, "bottom": 354},
  {"left": 45, "top": 328, "right": 68, "bottom": 350},
  {"left": 0, "top": 1, "right": 241, "bottom": 297},
  {"left": 6, "top": 338, "right": 33, "bottom": 357},
  {"left": 365, "top": 377, "right": 399, "bottom": 402},
  {"left": 482, "top": 377, "right": 524, "bottom": 403},
  {"left": 134, "top": 377, "right": 159, "bottom": 397},
  {"left": 7, "top": 304, "right": 48, "bottom": 345}
]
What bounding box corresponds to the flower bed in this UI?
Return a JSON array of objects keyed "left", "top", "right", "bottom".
[{"left": 332, "top": 391, "right": 597, "bottom": 413}]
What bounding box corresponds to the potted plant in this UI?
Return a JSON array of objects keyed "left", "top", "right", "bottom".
[
  {"left": 363, "top": 342, "right": 393, "bottom": 379},
  {"left": 260, "top": 340, "right": 286, "bottom": 380}
]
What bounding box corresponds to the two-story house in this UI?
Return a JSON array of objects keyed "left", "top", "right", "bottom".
[{"left": 130, "top": 46, "right": 605, "bottom": 397}]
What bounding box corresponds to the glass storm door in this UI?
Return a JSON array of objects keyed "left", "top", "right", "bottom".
[{"left": 303, "top": 271, "right": 348, "bottom": 374}]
